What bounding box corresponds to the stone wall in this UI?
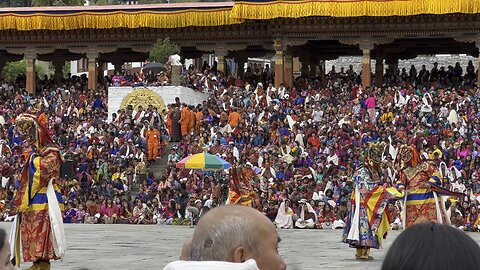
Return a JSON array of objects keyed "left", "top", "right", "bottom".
[{"left": 325, "top": 55, "right": 478, "bottom": 74}]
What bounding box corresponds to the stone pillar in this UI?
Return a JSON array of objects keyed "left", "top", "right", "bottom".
[
  {"left": 195, "top": 57, "right": 203, "bottom": 72},
  {"left": 319, "top": 60, "right": 326, "bottom": 79},
  {"left": 171, "top": 65, "right": 181, "bottom": 85},
  {"left": 25, "top": 52, "right": 37, "bottom": 95},
  {"left": 309, "top": 64, "right": 317, "bottom": 79},
  {"left": 52, "top": 59, "right": 65, "bottom": 83},
  {"left": 98, "top": 61, "right": 105, "bottom": 79},
  {"left": 97, "top": 61, "right": 106, "bottom": 87},
  {"left": 375, "top": 53, "right": 383, "bottom": 87},
  {"left": 235, "top": 55, "right": 247, "bottom": 79},
  {"left": 87, "top": 51, "right": 99, "bottom": 90},
  {"left": 300, "top": 61, "right": 309, "bottom": 78},
  {"left": 273, "top": 39, "right": 284, "bottom": 87},
  {"left": 237, "top": 60, "right": 245, "bottom": 79},
  {"left": 284, "top": 53, "right": 293, "bottom": 87},
  {"left": 215, "top": 47, "right": 226, "bottom": 74},
  {"left": 385, "top": 57, "right": 398, "bottom": 77},
  {"left": 112, "top": 60, "right": 123, "bottom": 73},
  {"left": 360, "top": 42, "right": 374, "bottom": 88}
]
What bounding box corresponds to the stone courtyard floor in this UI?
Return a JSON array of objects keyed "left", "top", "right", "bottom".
[{"left": 0, "top": 223, "right": 479, "bottom": 270}]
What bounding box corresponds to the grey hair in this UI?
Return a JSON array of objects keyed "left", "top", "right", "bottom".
[{"left": 189, "top": 214, "right": 258, "bottom": 261}]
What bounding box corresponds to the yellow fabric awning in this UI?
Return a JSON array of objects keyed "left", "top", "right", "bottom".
[
  {"left": 0, "top": 0, "right": 479, "bottom": 31},
  {"left": 231, "top": 0, "right": 480, "bottom": 20},
  {"left": 0, "top": 3, "right": 240, "bottom": 31}
]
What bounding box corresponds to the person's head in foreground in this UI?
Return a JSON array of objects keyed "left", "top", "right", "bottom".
[
  {"left": 382, "top": 222, "right": 480, "bottom": 270},
  {"left": 0, "top": 229, "right": 14, "bottom": 270},
  {"left": 189, "top": 205, "right": 287, "bottom": 270}
]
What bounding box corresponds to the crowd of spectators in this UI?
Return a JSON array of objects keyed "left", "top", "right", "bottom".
[{"left": 0, "top": 59, "right": 479, "bottom": 231}]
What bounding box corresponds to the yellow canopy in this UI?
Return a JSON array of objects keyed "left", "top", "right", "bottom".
[{"left": 231, "top": 0, "right": 480, "bottom": 20}]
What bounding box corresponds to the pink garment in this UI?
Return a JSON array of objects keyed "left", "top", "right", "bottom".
[
  {"left": 101, "top": 204, "right": 119, "bottom": 217},
  {"left": 365, "top": 97, "right": 376, "bottom": 109},
  {"left": 456, "top": 149, "right": 470, "bottom": 158},
  {"left": 75, "top": 210, "right": 86, "bottom": 220}
]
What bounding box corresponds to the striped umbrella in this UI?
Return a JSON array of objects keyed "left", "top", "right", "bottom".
[{"left": 176, "top": 153, "right": 231, "bottom": 171}]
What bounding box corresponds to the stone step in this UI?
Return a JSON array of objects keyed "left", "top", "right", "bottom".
[{"left": 129, "top": 143, "right": 172, "bottom": 196}]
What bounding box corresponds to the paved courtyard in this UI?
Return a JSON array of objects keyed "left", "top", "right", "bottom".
[{"left": 0, "top": 223, "right": 479, "bottom": 270}]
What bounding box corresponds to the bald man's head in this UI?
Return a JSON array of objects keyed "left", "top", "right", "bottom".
[
  {"left": 189, "top": 205, "right": 272, "bottom": 261},
  {"left": 179, "top": 237, "right": 192, "bottom": 261},
  {"left": 188, "top": 205, "right": 286, "bottom": 270}
]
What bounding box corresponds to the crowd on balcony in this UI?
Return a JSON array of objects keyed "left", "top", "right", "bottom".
[{"left": 0, "top": 59, "right": 479, "bottom": 231}]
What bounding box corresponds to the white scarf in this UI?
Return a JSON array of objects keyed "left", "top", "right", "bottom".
[
  {"left": 164, "top": 259, "right": 259, "bottom": 270},
  {"left": 388, "top": 136, "right": 398, "bottom": 160},
  {"left": 286, "top": 115, "right": 296, "bottom": 129}
]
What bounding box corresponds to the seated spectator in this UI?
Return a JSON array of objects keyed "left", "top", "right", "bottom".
[
  {"left": 63, "top": 202, "right": 77, "bottom": 224},
  {"left": 318, "top": 202, "right": 336, "bottom": 229},
  {"left": 73, "top": 203, "right": 86, "bottom": 224},
  {"left": 85, "top": 198, "right": 101, "bottom": 224},
  {"left": 101, "top": 198, "right": 118, "bottom": 224},
  {"left": 274, "top": 200, "right": 293, "bottom": 229},
  {"left": 111, "top": 71, "right": 124, "bottom": 86},
  {"left": 295, "top": 199, "right": 317, "bottom": 229},
  {"left": 117, "top": 200, "right": 133, "bottom": 224}
]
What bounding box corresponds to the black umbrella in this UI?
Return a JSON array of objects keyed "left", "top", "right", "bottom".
[{"left": 142, "top": 62, "right": 166, "bottom": 74}]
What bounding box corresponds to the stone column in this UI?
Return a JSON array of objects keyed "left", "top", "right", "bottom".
[
  {"left": 112, "top": 60, "right": 124, "bottom": 73},
  {"left": 319, "top": 60, "right": 326, "bottom": 79},
  {"left": 97, "top": 61, "right": 106, "bottom": 88},
  {"left": 97, "top": 61, "right": 105, "bottom": 79},
  {"left": 195, "top": 57, "right": 203, "bottom": 72},
  {"left": 360, "top": 42, "right": 374, "bottom": 88},
  {"left": 273, "top": 39, "right": 285, "bottom": 88},
  {"left": 215, "top": 47, "right": 226, "bottom": 74},
  {"left": 375, "top": 53, "right": 383, "bottom": 87},
  {"left": 300, "top": 61, "right": 309, "bottom": 78},
  {"left": 52, "top": 59, "right": 65, "bottom": 83},
  {"left": 237, "top": 60, "right": 245, "bottom": 79},
  {"left": 235, "top": 55, "right": 247, "bottom": 79},
  {"left": 25, "top": 51, "right": 37, "bottom": 95},
  {"left": 385, "top": 57, "right": 398, "bottom": 77},
  {"left": 87, "top": 51, "right": 99, "bottom": 90},
  {"left": 284, "top": 53, "right": 293, "bottom": 87}
]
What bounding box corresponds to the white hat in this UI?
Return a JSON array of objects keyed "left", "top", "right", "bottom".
[
  {"left": 299, "top": 198, "right": 308, "bottom": 204},
  {"left": 328, "top": 200, "right": 337, "bottom": 208}
]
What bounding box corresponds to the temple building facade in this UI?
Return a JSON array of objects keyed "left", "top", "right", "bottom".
[{"left": 0, "top": 0, "right": 479, "bottom": 93}]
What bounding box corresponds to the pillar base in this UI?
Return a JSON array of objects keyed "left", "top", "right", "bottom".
[
  {"left": 284, "top": 55, "right": 293, "bottom": 87},
  {"left": 171, "top": 65, "right": 182, "bottom": 85},
  {"left": 274, "top": 52, "right": 284, "bottom": 88},
  {"left": 26, "top": 58, "right": 36, "bottom": 95},
  {"left": 361, "top": 49, "right": 372, "bottom": 88}
]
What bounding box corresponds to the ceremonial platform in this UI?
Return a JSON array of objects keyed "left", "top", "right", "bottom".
[
  {"left": 0, "top": 223, "right": 479, "bottom": 270},
  {"left": 107, "top": 86, "right": 209, "bottom": 121}
]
